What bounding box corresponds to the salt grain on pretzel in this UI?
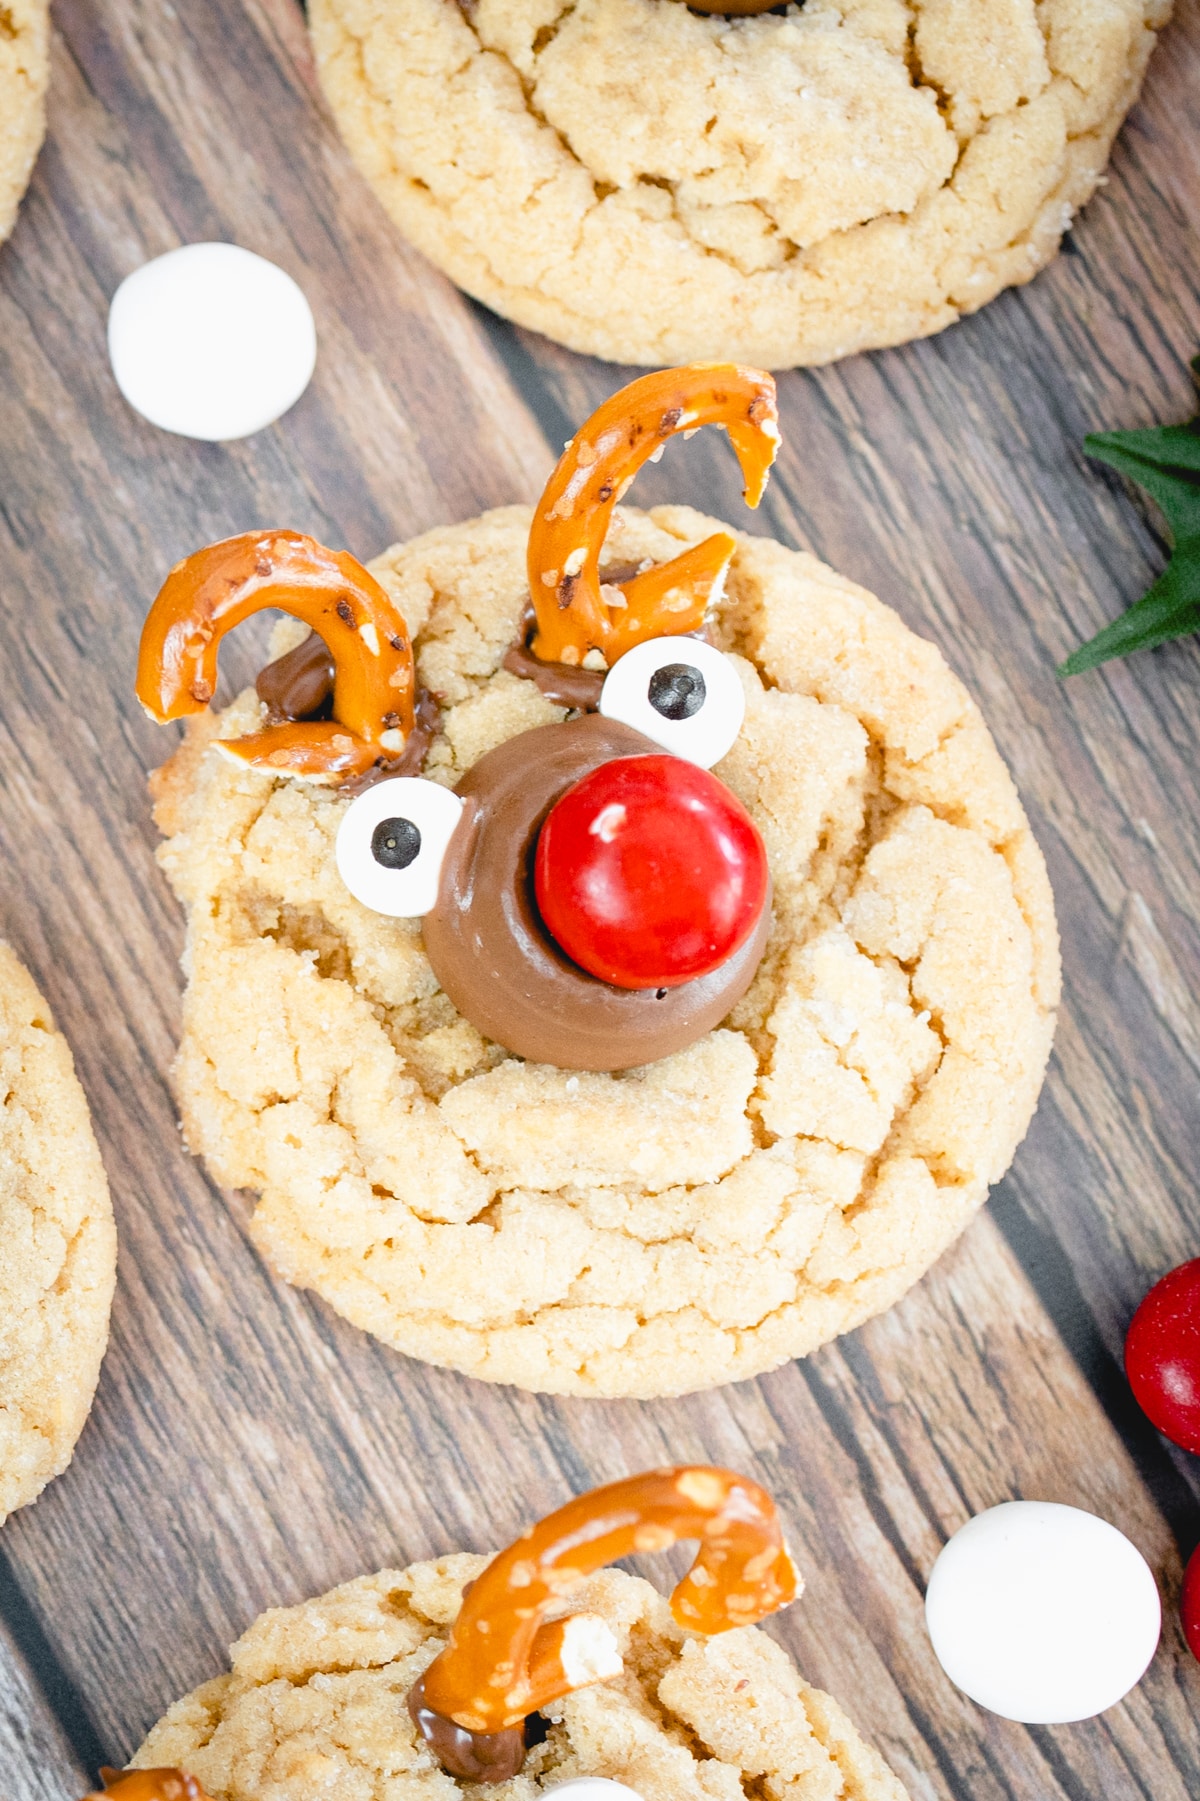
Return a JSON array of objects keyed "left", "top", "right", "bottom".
[
  {"left": 136, "top": 529, "right": 415, "bottom": 781},
  {"left": 410, "top": 1465, "right": 799, "bottom": 1782},
  {"left": 525, "top": 364, "right": 779, "bottom": 667}
]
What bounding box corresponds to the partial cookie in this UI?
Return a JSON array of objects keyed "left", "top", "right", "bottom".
[
  {"left": 309, "top": 0, "right": 1169, "bottom": 367},
  {"left": 133, "top": 1559, "right": 910, "bottom": 1799},
  {"left": 0, "top": 942, "right": 116, "bottom": 1524},
  {"left": 151, "top": 502, "right": 1059, "bottom": 1398},
  {"left": 0, "top": 0, "right": 48, "bottom": 248}
]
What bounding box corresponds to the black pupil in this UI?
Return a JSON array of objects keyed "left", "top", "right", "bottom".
[
  {"left": 648, "top": 662, "right": 705, "bottom": 721},
  {"left": 371, "top": 817, "right": 421, "bottom": 870}
]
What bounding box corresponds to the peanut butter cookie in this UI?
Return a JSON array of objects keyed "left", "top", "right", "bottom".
[
  {"left": 0, "top": 0, "right": 48, "bottom": 247},
  {"left": 149, "top": 501, "right": 1058, "bottom": 1398},
  {"left": 308, "top": 0, "right": 1169, "bottom": 367},
  {"left": 132, "top": 1557, "right": 909, "bottom": 1798},
  {"left": 0, "top": 942, "right": 116, "bottom": 1524}
]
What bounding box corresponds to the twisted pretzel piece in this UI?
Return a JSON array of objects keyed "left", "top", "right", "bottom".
[
  {"left": 526, "top": 365, "right": 778, "bottom": 667},
  {"left": 411, "top": 1465, "right": 799, "bottom": 1782},
  {"left": 82, "top": 1771, "right": 212, "bottom": 1801},
  {"left": 136, "top": 531, "right": 415, "bottom": 781}
]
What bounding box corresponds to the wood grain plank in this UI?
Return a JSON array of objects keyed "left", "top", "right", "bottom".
[
  {"left": 0, "top": 2, "right": 1197, "bottom": 1799},
  {"left": 0, "top": 1556, "right": 94, "bottom": 1801}
]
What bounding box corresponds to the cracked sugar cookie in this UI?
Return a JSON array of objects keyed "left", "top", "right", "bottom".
[
  {"left": 107, "top": 1468, "right": 910, "bottom": 1798},
  {"left": 308, "top": 0, "right": 1169, "bottom": 367},
  {"left": 140, "top": 365, "right": 1058, "bottom": 1399},
  {"left": 0, "top": 942, "right": 116, "bottom": 1524},
  {"left": 0, "top": 1, "right": 48, "bottom": 248}
]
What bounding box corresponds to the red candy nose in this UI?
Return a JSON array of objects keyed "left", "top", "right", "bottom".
[
  {"left": 534, "top": 754, "right": 769, "bottom": 990},
  {"left": 1183, "top": 1545, "right": 1200, "bottom": 1662},
  {"left": 1125, "top": 1256, "right": 1200, "bottom": 1454}
]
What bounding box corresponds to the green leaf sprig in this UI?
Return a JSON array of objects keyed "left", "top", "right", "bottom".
[{"left": 1060, "top": 354, "right": 1200, "bottom": 676}]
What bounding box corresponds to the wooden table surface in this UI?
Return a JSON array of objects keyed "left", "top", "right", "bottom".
[{"left": 1, "top": 3, "right": 1199, "bottom": 1797}]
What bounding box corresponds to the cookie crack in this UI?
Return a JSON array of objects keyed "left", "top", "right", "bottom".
[
  {"left": 900, "top": 1, "right": 956, "bottom": 131},
  {"left": 528, "top": 1, "right": 579, "bottom": 60},
  {"left": 438, "top": 4, "right": 812, "bottom": 282}
]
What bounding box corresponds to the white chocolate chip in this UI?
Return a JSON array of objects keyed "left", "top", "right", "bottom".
[
  {"left": 926, "top": 1502, "right": 1161, "bottom": 1723},
  {"left": 107, "top": 243, "right": 316, "bottom": 441}
]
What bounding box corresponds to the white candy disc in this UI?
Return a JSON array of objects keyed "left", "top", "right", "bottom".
[
  {"left": 335, "top": 778, "right": 463, "bottom": 918},
  {"left": 925, "top": 1501, "right": 1161, "bottom": 1723},
  {"left": 543, "top": 1783, "right": 644, "bottom": 1800},
  {"left": 599, "top": 636, "right": 744, "bottom": 768},
  {"left": 108, "top": 243, "right": 317, "bottom": 441}
]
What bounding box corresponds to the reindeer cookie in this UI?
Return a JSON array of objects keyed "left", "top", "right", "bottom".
[
  {"left": 0, "top": 1, "right": 48, "bottom": 247},
  {"left": 0, "top": 942, "right": 116, "bottom": 1524},
  {"left": 308, "top": 0, "right": 1168, "bottom": 368},
  {"left": 97, "top": 1468, "right": 911, "bottom": 1798},
  {"left": 140, "top": 364, "right": 1058, "bottom": 1399}
]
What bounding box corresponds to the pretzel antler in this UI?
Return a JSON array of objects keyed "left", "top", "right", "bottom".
[
  {"left": 526, "top": 365, "right": 779, "bottom": 667},
  {"left": 136, "top": 530, "right": 415, "bottom": 781},
  {"left": 409, "top": 1466, "right": 799, "bottom": 1781},
  {"left": 82, "top": 1771, "right": 212, "bottom": 1801}
]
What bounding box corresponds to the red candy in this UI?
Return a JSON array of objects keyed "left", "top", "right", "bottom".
[
  {"left": 1182, "top": 1545, "right": 1200, "bottom": 1661},
  {"left": 1125, "top": 1257, "right": 1200, "bottom": 1455},
  {"left": 534, "top": 754, "right": 768, "bottom": 990}
]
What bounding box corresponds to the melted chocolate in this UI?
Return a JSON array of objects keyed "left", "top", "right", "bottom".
[
  {"left": 502, "top": 600, "right": 604, "bottom": 710},
  {"left": 256, "top": 630, "right": 335, "bottom": 721},
  {"left": 408, "top": 1674, "right": 526, "bottom": 1784},
  {"left": 342, "top": 688, "right": 442, "bottom": 793},
  {"left": 502, "top": 585, "right": 720, "bottom": 714},
  {"left": 254, "top": 630, "right": 440, "bottom": 786},
  {"left": 503, "top": 639, "right": 604, "bottom": 710},
  {"left": 421, "top": 715, "right": 771, "bottom": 1071}
]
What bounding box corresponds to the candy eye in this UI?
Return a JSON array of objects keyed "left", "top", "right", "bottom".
[
  {"left": 598, "top": 636, "right": 744, "bottom": 768},
  {"left": 335, "top": 777, "right": 463, "bottom": 916}
]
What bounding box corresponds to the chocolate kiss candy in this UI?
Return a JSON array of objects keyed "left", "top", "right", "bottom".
[{"left": 421, "top": 716, "right": 770, "bottom": 1070}]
